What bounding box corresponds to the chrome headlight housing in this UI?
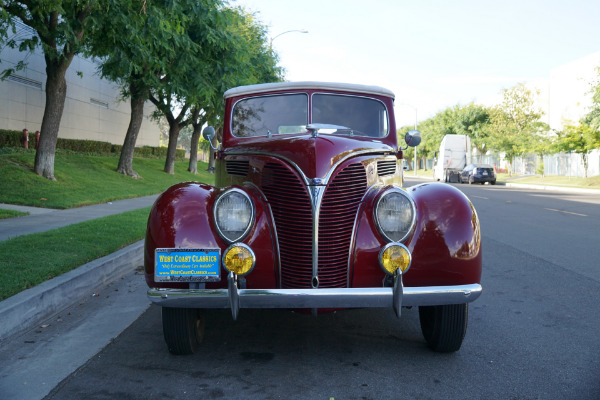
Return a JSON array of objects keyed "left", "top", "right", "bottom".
[
  {"left": 214, "top": 188, "right": 254, "bottom": 243},
  {"left": 375, "top": 188, "right": 416, "bottom": 242}
]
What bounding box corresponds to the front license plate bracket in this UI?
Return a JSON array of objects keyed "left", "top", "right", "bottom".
[{"left": 155, "top": 248, "right": 221, "bottom": 282}]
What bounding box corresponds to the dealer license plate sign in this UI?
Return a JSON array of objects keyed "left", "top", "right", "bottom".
[{"left": 155, "top": 248, "right": 221, "bottom": 282}]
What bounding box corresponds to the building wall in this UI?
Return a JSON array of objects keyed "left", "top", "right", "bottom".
[
  {"left": 0, "top": 29, "right": 160, "bottom": 147},
  {"left": 547, "top": 51, "right": 600, "bottom": 131}
]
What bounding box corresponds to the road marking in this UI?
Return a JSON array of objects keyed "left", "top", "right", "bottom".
[
  {"left": 544, "top": 208, "right": 587, "bottom": 217},
  {"left": 471, "top": 195, "right": 489, "bottom": 200}
]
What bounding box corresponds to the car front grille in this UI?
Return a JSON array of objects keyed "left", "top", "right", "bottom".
[{"left": 261, "top": 161, "right": 367, "bottom": 288}]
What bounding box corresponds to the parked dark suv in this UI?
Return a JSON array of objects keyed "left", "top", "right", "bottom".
[{"left": 460, "top": 164, "right": 496, "bottom": 184}]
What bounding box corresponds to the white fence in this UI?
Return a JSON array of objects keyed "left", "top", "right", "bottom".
[
  {"left": 421, "top": 149, "right": 600, "bottom": 177},
  {"left": 482, "top": 150, "right": 600, "bottom": 177}
]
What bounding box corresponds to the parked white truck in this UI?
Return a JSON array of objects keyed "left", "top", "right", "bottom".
[{"left": 433, "top": 135, "right": 471, "bottom": 182}]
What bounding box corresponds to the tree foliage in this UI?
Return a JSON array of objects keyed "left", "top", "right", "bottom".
[
  {"left": 557, "top": 121, "right": 599, "bottom": 178},
  {"left": 486, "top": 83, "right": 543, "bottom": 174},
  {"left": 89, "top": 0, "right": 195, "bottom": 177},
  {"left": 1, "top": 0, "right": 101, "bottom": 180}
]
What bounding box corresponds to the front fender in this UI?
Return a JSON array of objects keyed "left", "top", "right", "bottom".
[
  {"left": 404, "top": 182, "right": 482, "bottom": 286},
  {"left": 144, "top": 182, "right": 276, "bottom": 289}
]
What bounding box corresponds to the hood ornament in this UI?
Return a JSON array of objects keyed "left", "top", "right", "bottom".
[{"left": 306, "top": 124, "right": 319, "bottom": 138}]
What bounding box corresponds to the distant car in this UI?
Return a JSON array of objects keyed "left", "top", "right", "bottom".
[
  {"left": 460, "top": 164, "right": 496, "bottom": 185},
  {"left": 144, "top": 81, "right": 482, "bottom": 355}
]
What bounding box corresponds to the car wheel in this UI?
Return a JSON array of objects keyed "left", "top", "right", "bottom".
[
  {"left": 419, "top": 304, "right": 468, "bottom": 353},
  {"left": 162, "top": 307, "right": 205, "bottom": 355},
  {"left": 491, "top": 180, "right": 496, "bottom": 185}
]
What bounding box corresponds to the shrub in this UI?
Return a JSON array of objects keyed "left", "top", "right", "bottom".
[{"left": 0, "top": 129, "right": 180, "bottom": 159}]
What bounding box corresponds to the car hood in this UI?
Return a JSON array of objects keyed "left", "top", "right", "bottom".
[{"left": 222, "top": 133, "right": 396, "bottom": 179}]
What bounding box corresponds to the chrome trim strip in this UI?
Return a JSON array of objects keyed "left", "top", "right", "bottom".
[
  {"left": 148, "top": 283, "right": 482, "bottom": 310},
  {"left": 224, "top": 148, "right": 395, "bottom": 184}
]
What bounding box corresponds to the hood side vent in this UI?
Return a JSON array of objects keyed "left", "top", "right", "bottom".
[
  {"left": 226, "top": 160, "right": 250, "bottom": 176},
  {"left": 377, "top": 160, "right": 397, "bottom": 177}
]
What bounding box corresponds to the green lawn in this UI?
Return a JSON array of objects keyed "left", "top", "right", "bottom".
[
  {"left": 0, "top": 150, "right": 214, "bottom": 301},
  {"left": 0, "top": 208, "right": 150, "bottom": 301},
  {"left": 0, "top": 209, "right": 28, "bottom": 219},
  {"left": 411, "top": 169, "right": 600, "bottom": 189},
  {"left": 0, "top": 151, "right": 214, "bottom": 208}
]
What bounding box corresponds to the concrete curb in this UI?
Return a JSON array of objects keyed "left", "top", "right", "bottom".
[
  {"left": 504, "top": 182, "right": 600, "bottom": 194},
  {"left": 0, "top": 240, "right": 144, "bottom": 342}
]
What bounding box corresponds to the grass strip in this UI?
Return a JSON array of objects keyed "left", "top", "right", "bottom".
[
  {"left": 0, "top": 152, "right": 214, "bottom": 209},
  {"left": 0, "top": 207, "right": 151, "bottom": 301},
  {"left": 0, "top": 209, "right": 28, "bottom": 220}
]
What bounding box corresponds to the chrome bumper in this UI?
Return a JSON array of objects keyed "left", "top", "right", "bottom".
[{"left": 148, "top": 272, "right": 482, "bottom": 320}]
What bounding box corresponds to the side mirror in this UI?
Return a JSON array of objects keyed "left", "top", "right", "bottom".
[
  {"left": 202, "top": 126, "right": 215, "bottom": 142},
  {"left": 405, "top": 130, "right": 421, "bottom": 147}
]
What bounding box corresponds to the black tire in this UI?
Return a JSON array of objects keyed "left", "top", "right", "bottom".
[
  {"left": 419, "top": 304, "right": 468, "bottom": 353},
  {"left": 491, "top": 180, "right": 496, "bottom": 185},
  {"left": 162, "top": 307, "right": 205, "bottom": 355}
]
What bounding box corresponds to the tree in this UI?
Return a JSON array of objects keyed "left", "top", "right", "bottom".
[
  {"left": 558, "top": 121, "right": 600, "bottom": 178},
  {"left": 1, "top": 0, "right": 99, "bottom": 180},
  {"left": 450, "top": 103, "right": 491, "bottom": 162},
  {"left": 583, "top": 66, "right": 600, "bottom": 130},
  {"left": 487, "top": 83, "right": 543, "bottom": 175},
  {"left": 90, "top": 0, "right": 194, "bottom": 177},
  {"left": 151, "top": 5, "right": 282, "bottom": 175}
]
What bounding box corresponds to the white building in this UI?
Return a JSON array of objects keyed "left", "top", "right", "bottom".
[
  {"left": 490, "top": 51, "right": 600, "bottom": 177},
  {"left": 0, "top": 22, "right": 160, "bottom": 146}
]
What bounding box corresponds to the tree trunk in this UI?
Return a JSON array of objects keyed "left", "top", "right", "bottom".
[
  {"left": 164, "top": 123, "right": 181, "bottom": 175},
  {"left": 34, "top": 56, "right": 71, "bottom": 180},
  {"left": 116, "top": 81, "right": 147, "bottom": 178}
]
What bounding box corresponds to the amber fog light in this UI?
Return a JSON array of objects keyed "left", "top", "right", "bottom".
[
  {"left": 223, "top": 243, "right": 256, "bottom": 276},
  {"left": 379, "top": 243, "right": 412, "bottom": 275}
]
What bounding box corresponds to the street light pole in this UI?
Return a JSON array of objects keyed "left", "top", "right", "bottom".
[{"left": 269, "top": 29, "right": 309, "bottom": 50}]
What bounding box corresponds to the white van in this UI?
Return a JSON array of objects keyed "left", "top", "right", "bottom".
[{"left": 433, "top": 135, "right": 471, "bottom": 182}]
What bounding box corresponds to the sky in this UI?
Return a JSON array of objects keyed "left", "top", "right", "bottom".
[{"left": 234, "top": 0, "right": 600, "bottom": 127}]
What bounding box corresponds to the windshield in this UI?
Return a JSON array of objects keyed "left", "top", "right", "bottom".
[
  {"left": 231, "top": 92, "right": 389, "bottom": 138},
  {"left": 232, "top": 94, "right": 308, "bottom": 137},
  {"left": 312, "top": 94, "right": 388, "bottom": 138}
]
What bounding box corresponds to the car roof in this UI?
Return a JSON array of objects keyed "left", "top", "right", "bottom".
[
  {"left": 472, "top": 164, "right": 494, "bottom": 168},
  {"left": 224, "top": 81, "right": 395, "bottom": 99}
]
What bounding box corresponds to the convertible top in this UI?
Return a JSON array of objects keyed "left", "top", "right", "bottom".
[{"left": 224, "top": 81, "right": 395, "bottom": 100}]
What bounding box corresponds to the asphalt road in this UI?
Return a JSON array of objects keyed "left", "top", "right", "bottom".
[{"left": 31, "top": 179, "right": 600, "bottom": 399}]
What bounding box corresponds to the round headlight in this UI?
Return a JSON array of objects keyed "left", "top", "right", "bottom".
[
  {"left": 214, "top": 189, "right": 254, "bottom": 242},
  {"left": 379, "top": 243, "right": 412, "bottom": 275},
  {"left": 223, "top": 243, "right": 256, "bottom": 276},
  {"left": 375, "top": 189, "right": 415, "bottom": 242}
]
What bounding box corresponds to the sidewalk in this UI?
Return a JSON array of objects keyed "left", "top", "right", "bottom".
[
  {"left": 0, "top": 194, "right": 159, "bottom": 241},
  {"left": 0, "top": 195, "right": 159, "bottom": 399}
]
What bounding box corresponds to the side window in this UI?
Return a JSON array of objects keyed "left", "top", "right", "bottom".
[{"left": 232, "top": 94, "right": 308, "bottom": 137}]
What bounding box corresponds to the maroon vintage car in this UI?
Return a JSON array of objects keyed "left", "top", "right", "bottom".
[{"left": 144, "top": 82, "right": 482, "bottom": 355}]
